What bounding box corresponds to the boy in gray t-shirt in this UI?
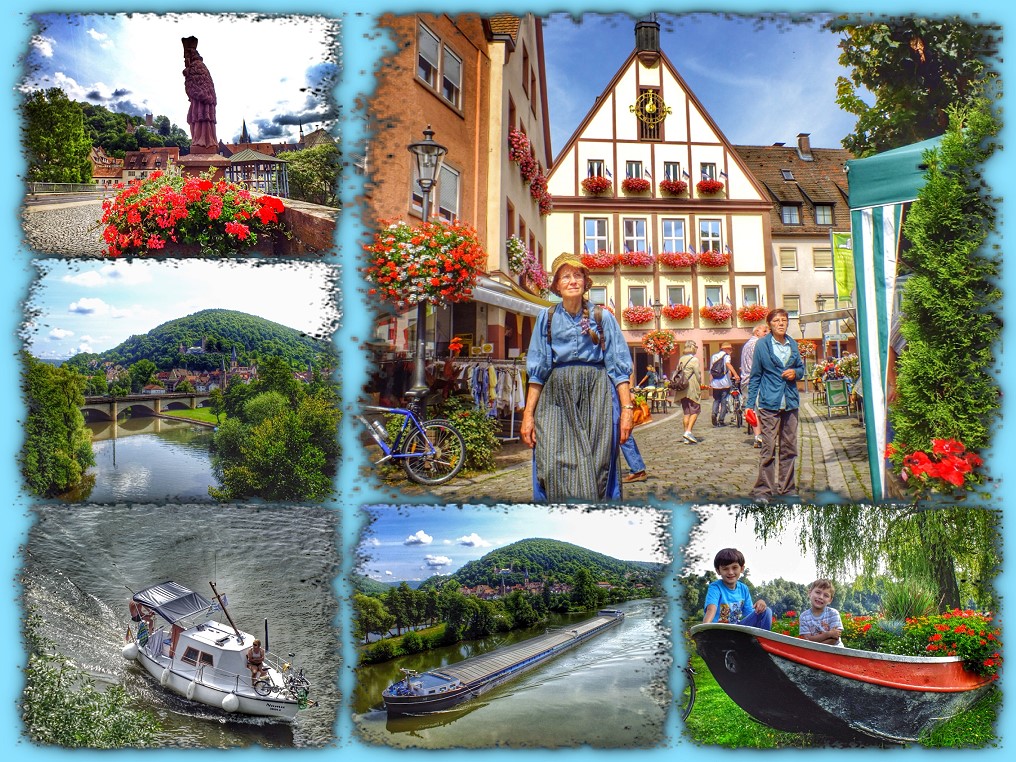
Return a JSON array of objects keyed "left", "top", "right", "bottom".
[{"left": 798, "top": 578, "right": 843, "bottom": 647}]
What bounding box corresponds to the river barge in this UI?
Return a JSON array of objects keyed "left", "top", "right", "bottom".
[
  {"left": 691, "top": 623, "right": 993, "bottom": 743},
  {"left": 383, "top": 609, "right": 624, "bottom": 715}
]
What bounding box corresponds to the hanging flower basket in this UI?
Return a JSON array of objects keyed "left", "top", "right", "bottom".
[
  {"left": 662, "top": 304, "right": 692, "bottom": 320},
  {"left": 797, "top": 339, "right": 818, "bottom": 359},
  {"left": 537, "top": 190, "right": 553, "bottom": 216},
  {"left": 581, "top": 175, "right": 612, "bottom": 195},
  {"left": 738, "top": 304, "right": 770, "bottom": 322},
  {"left": 622, "top": 305, "right": 655, "bottom": 326},
  {"left": 696, "top": 178, "right": 724, "bottom": 195},
  {"left": 520, "top": 248, "right": 549, "bottom": 296},
  {"left": 700, "top": 304, "right": 733, "bottom": 323},
  {"left": 657, "top": 250, "right": 697, "bottom": 268},
  {"left": 619, "top": 250, "right": 653, "bottom": 268},
  {"left": 642, "top": 329, "right": 678, "bottom": 356},
  {"left": 364, "top": 218, "right": 487, "bottom": 309},
  {"left": 100, "top": 170, "right": 287, "bottom": 257},
  {"left": 659, "top": 179, "right": 688, "bottom": 195},
  {"left": 506, "top": 235, "right": 527, "bottom": 274},
  {"left": 621, "top": 177, "right": 651, "bottom": 194},
  {"left": 581, "top": 251, "right": 618, "bottom": 270},
  {"left": 697, "top": 249, "right": 731, "bottom": 268}
]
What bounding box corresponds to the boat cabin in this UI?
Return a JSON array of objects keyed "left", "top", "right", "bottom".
[{"left": 173, "top": 620, "right": 252, "bottom": 677}]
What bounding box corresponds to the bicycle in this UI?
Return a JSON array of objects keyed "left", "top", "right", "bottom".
[
  {"left": 680, "top": 665, "right": 697, "bottom": 721},
  {"left": 357, "top": 403, "right": 466, "bottom": 485},
  {"left": 254, "top": 660, "right": 311, "bottom": 704},
  {"left": 728, "top": 388, "right": 744, "bottom": 429}
]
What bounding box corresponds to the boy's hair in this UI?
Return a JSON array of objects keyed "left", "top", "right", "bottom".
[
  {"left": 713, "top": 548, "right": 746, "bottom": 570},
  {"left": 809, "top": 578, "right": 835, "bottom": 595}
]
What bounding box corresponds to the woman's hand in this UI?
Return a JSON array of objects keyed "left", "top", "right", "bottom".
[
  {"left": 781, "top": 368, "right": 797, "bottom": 381},
  {"left": 619, "top": 408, "right": 634, "bottom": 444},
  {"left": 520, "top": 414, "right": 536, "bottom": 449}
]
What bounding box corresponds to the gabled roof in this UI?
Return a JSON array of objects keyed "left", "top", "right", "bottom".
[
  {"left": 486, "top": 13, "right": 521, "bottom": 43},
  {"left": 229, "top": 148, "right": 283, "bottom": 164}
]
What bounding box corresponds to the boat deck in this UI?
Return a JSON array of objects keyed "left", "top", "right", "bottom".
[{"left": 432, "top": 615, "right": 616, "bottom": 686}]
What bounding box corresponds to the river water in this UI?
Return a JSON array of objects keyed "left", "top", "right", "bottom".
[
  {"left": 78, "top": 418, "right": 217, "bottom": 503},
  {"left": 353, "top": 597, "right": 671, "bottom": 748},
  {"left": 22, "top": 504, "right": 340, "bottom": 748}
]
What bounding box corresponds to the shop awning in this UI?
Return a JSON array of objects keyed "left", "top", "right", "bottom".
[{"left": 471, "top": 276, "right": 552, "bottom": 317}]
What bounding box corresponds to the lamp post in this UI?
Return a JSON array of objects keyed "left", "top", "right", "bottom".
[
  {"left": 405, "top": 126, "right": 448, "bottom": 412},
  {"left": 651, "top": 298, "right": 664, "bottom": 377}
]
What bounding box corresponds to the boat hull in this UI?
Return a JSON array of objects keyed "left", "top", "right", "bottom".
[{"left": 691, "top": 624, "right": 991, "bottom": 743}]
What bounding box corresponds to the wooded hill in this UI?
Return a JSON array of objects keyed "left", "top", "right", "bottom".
[
  {"left": 62, "top": 308, "right": 336, "bottom": 373},
  {"left": 415, "top": 538, "right": 664, "bottom": 591}
]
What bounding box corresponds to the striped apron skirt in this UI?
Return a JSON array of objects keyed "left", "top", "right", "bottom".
[{"left": 532, "top": 363, "right": 621, "bottom": 501}]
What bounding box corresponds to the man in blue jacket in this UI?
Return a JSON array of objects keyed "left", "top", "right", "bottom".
[{"left": 746, "top": 308, "right": 806, "bottom": 498}]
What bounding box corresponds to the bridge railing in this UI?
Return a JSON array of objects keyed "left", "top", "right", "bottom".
[{"left": 27, "top": 182, "right": 106, "bottom": 195}]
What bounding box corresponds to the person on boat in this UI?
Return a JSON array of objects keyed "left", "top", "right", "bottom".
[
  {"left": 701, "top": 548, "right": 772, "bottom": 629},
  {"left": 521, "top": 253, "right": 635, "bottom": 500},
  {"left": 797, "top": 579, "right": 844, "bottom": 647},
  {"left": 246, "top": 639, "right": 267, "bottom": 682}
]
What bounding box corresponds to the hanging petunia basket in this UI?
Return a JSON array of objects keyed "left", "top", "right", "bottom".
[
  {"left": 581, "top": 175, "right": 612, "bottom": 195},
  {"left": 657, "top": 250, "right": 697, "bottom": 268},
  {"left": 700, "top": 304, "right": 733, "bottom": 323},
  {"left": 642, "top": 329, "right": 678, "bottom": 356},
  {"left": 619, "top": 250, "right": 653, "bottom": 267},
  {"left": 623, "top": 305, "right": 655, "bottom": 325},
  {"left": 738, "top": 304, "right": 770, "bottom": 322},
  {"left": 364, "top": 218, "right": 487, "bottom": 310},
  {"left": 662, "top": 303, "right": 692, "bottom": 320},
  {"left": 581, "top": 250, "right": 618, "bottom": 269}
]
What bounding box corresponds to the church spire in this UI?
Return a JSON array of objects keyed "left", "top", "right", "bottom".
[{"left": 240, "top": 119, "right": 251, "bottom": 144}]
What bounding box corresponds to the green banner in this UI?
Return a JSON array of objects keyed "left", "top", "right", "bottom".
[{"left": 831, "top": 231, "right": 854, "bottom": 302}]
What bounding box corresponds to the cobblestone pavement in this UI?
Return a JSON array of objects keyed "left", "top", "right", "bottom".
[
  {"left": 22, "top": 199, "right": 106, "bottom": 256},
  {"left": 387, "top": 392, "right": 872, "bottom": 505}
]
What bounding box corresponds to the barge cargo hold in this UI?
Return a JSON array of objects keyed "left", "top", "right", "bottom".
[{"left": 383, "top": 610, "right": 624, "bottom": 715}]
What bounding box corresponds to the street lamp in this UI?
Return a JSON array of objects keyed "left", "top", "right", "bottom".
[
  {"left": 406, "top": 126, "right": 448, "bottom": 412},
  {"left": 651, "top": 298, "right": 664, "bottom": 376}
]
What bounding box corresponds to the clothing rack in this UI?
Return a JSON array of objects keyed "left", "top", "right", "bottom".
[{"left": 451, "top": 357, "right": 524, "bottom": 442}]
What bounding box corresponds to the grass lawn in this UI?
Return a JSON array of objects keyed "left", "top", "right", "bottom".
[
  {"left": 682, "top": 653, "right": 999, "bottom": 749},
  {"left": 160, "top": 408, "right": 220, "bottom": 425},
  {"left": 357, "top": 624, "right": 447, "bottom": 652}
]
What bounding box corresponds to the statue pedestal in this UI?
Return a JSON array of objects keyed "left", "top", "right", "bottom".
[{"left": 178, "top": 152, "right": 230, "bottom": 180}]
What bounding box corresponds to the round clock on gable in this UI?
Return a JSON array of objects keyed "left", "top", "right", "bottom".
[{"left": 630, "top": 91, "right": 671, "bottom": 125}]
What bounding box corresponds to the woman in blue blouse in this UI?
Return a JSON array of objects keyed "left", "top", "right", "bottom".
[{"left": 521, "top": 254, "right": 635, "bottom": 500}]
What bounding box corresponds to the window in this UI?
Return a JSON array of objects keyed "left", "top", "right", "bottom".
[
  {"left": 508, "top": 97, "right": 516, "bottom": 131},
  {"left": 628, "top": 286, "right": 647, "bottom": 307},
  {"left": 742, "top": 285, "right": 760, "bottom": 306},
  {"left": 436, "top": 165, "right": 459, "bottom": 221},
  {"left": 663, "top": 161, "right": 681, "bottom": 181},
  {"left": 441, "top": 48, "right": 462, "bottom": 107},
  {"left": 587, "top": 159, "right": 605, "bottom": 178},
  {"left": 815, "top": 204, "right": 833, "bottom": 225},
  {"left": 779, "top": 248, "right": 798, "bottom": 270},
  {"left": 506, "top": 200, "right": 515, "bottom": 239},
  {"left": 700, "top": 163, "right": 717, "bottom": 181},
  {"left": 704, "top": 285, "right": 723, "bottom": 306},
  {"left": 522, "top": 44, "right": 530, "bottom": 95},
  {"left": 584, "top": 217, "right": 608, "bottom": 253},
  {"left": 519, "top": 218, "right": 527, "bottom": 249},
  {"left": 661, "top": 218, "right": 686, "bottom": 253},
  {"left": 813, "top": 248, "right": 833, "bottom": 270},
  {"left": 417, "top": 24, "right": 440, "bottom": 88},
  {"left": 699, "top": 219, "right": 722, "bottom": 253},
  {"left": 622, "top": 218, "right": 647, "bottom": 252},
  {"left": 783, "top": 294, "right": 801, "bottom": 319},
  {"left": 625, "top": 160, "right": 643, "bottom": 179},
  {"left": 667, "top": 285, "right": 685, "bottom": 306},
  {"left": 781, "top": 204, "right": 801, "bottom": 224},
  {"left": 181, "top": 647, "right": 213, "bottom": 667},
  {"left": 781, "top": 169, "right": 795, "bottom": 181},
  {"left": 589, "top": 286, "right": 607, "bottom": 306}
]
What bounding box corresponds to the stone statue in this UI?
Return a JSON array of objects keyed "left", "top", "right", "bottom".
[{"left": 182, "top": 36, "right": 217, "bottom": 153}]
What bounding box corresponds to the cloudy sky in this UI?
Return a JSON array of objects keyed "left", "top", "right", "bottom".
[
  {"left": 357, "top": 505, "right": 669, "bottom": 583},
  {"left": 22, "top": 13, "right": 339, "bottom": 144},
  {"left": 543, "top": 12, "right": 858, "bottom": 155},
  {"left": 25, "top": 259, "right": 339, "bottom": 360}
]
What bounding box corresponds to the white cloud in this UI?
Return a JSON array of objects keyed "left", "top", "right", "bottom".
[
  {"left": 384, "top": 570, "right": 392, "bottom": 576},
  {"left": 80, "top": 335, "right": 95, "bottom": 343},
  {"left": 68, "top": 297, "right": 110, "bottom": 315},
  {"left": 87, "top": 28, "right": 114, "bottom": 49},
  {"left": 48, "top": 328, "right": 73, "bottom": 339},
  {"left": 456, "top": 533, "right": 491, "bottom": 548},
  {"left": 62, "top": 265, "right": 153, "bottom": 288},
  {"left": 368, "top": 537, "right": 381, "bottom": 547},
  {"left": 404, "top": 530, "right": 432, "bottom": 546},
  {"left": 77, "top": 342, "right": 94, "bottom": 354},
  {"left": 31, "top": 35, "right": 55, "bottom": 58},
  {"left": 423, "top": 555, "right": 452, "bottom": 568}
]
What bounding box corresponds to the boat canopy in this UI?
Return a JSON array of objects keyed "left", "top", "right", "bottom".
[{"left": 133, "top": 581, "right": 214, "bottom": 624}]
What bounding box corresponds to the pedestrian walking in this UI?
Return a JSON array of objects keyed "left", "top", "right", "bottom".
[
  {"left": 671, "top": 340, "right": 702, "bottom": 444},
  {"left": 708, "top": 341, "right": 739, "bottom": 427},
  {"left": 740, "top": 324, "right": 770, "bottom": 447}
]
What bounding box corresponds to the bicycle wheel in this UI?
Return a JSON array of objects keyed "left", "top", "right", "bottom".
[
  {"left": 734, "top": 402, "right": 743, "bottom": 429},
  {"left": 253, "top": 679, "right": 273, "bottom": 697},
  {"left": 401, "top": 419, "right": 466, "bottom": 485},
  {"left": 680, "top": 666, "right": 697, "bottom": 721}
]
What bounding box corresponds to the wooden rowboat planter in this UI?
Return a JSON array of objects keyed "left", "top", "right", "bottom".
[{"left": 690, "top": 623, "right": 992, "bottom": 744}]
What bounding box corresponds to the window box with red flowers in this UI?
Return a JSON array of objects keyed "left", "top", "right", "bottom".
[
  {"left": 700, "top": 304, "right": 733, "bottom": 323},
  {"left": 618, "top": 250, "right": 653, "bottom": 268},
  {"left": 580, "top": 251, "right": 618, "bottom": 270},
  {"left": 364, "top": 218, "right": 487, "bottom": 310},
  {"left": 621, "top": 177, "right": 651, "bottom": 194},
  {"left": 696, "top": 178, "right": 724, "bottom": 195},
  {"left": 737, "top": 304, "right": 770, "bottom": 322},
  {"left": 662, "top": 303, "right": 692, "bottom": 320},
  {"left": 657, "top": 250, "right": 697, "bottom": 268},
  {"left": 642, "top": 329, "right": 678, "bottom": 356},
  {"left": 581, "top": 175, "right": 612, "bottom": 195},
  {"left": 697, "top": 249, "right": 730, "bottom": 268},
  {"left": 622, "top": 305, "right": 655, "bottom": 326},
  {"left": 659, "top": 179, "right": 688, "bottom": 196}
]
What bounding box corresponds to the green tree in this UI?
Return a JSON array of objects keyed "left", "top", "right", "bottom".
[
  {"left": 22, "top": 88, "right": 92, "bottom": 183},
  {"left": 174, "top": 379, "right": 195, "bottom": 393},
  {"left": 829, "top": 16, "right": 1001, "bottom": 156},
  {"left": 128, "top": 359, "right": 158, "bottom": 393},
  {"left": 209, "top": 387, "right": 226, "bottom": 424},
  {"left": 21, "top": 353, "right": 94, "bottom": 497},
  {"left": 281, "top": 143, "right": 340, "bottom": 207},
  {"left": 83, "top": 372, "right": 108, "bottom": 396},
  {"left": 570, "top": 568, "right": 599, "bottom": 611},
  {"left": 352, "top": 593, "right": 396, "bottom": 644}
]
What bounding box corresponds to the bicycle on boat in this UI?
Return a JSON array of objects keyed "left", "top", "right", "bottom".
[{"left": 357, "top": 403, "right": 466, "bottom": 485}]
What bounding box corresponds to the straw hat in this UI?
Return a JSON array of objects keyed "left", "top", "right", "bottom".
[
  {"left": 549, "top": 253, "right": 590, "bottom": 296},
  {"left": 721, "top": 341, "right": 733, "bottom": 350}
]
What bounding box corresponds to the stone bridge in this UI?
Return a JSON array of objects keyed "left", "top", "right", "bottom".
[{"left": 81, "top": 392, "right": 213, "bottom": 421}]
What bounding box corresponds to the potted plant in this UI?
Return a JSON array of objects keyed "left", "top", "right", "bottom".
[
  {"left": 697, "top": 249, "right": 731, "bottom": 268},
  {"left": 659, "top": 178, "right": 688, "bottom": 195},
  {"left": 700, "top": 304, "right": 733, "bottom": 323},
  {"left": 662, "top": 303, "right": 692, "bottom": 320},
  {"left": 618, "top": 250, "right": 653, "bottom": 267},
  {"left": 506, "top": 235, "right": 527, "bottom": 274},
  {"left": 642, "top": 329, "right": 678, "bottom": 357},
  {"left": 364, "top": 218, "right": 487, "bottom": 310},
  {"left": 737, "top": 304, "right": 770, "bottom": 322},
  {"left": 657, "top": 250, "right": 696, "bottom": 268},
  {"left": 580, "top": 251, "right": 618, "bottom": 270},
  {"left": 622, "top": 305, "right": 655, "bottom": 326},
  {"left": 581, "top": 175, "right": 612, "bottom": 195},
  {"left": 696, "top": 178, "right": 724, "bottom": 195},
  {"left": 621, "top": 177, "right": 651, "bottom": 194},
  {"left": 519, "top": 247, "right": 549, "bottom": 296}
]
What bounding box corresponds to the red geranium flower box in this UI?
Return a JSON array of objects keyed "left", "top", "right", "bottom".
[
  {"left": 697, "top": 178, "right": 724, "bottom": 195},
  {"left": 622, "top": 305, "right": 655, "bottom": 325},
  {"left": 662, "top": 304, "right": 692, "bottom": 320},
  {"left": 659, "top": 179, "right": 688, "bottom": 195},
  {"left": 700, "top": 304, "right": 733, "bottom": 323},
  {"left": 619, "top": 250, "right": 653, "bottom": 267},
  {"left": 738, "top": 304, "right": 770, "bottom": 322},
  {"left": 580, "top": 250, "right": 618, "bottom": 269},
  {"left": 581, "top": 175, "right": 612, "bottom": 195},
  {"left": 697, "top": 249, "right": 731, "bottom": 268},
  {"left": 621, "top": 177, "right": 651, "bottom": 193},
  {"left": 657, "top": 250, "right": 697, "bottom": 268}
]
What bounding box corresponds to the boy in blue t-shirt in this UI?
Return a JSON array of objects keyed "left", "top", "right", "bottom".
[{"left": 701, "top": 548, "right": 773, "bottom": 629}]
